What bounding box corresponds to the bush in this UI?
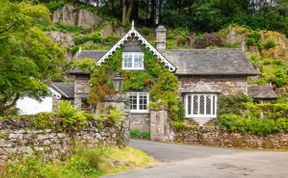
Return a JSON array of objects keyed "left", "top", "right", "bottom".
[
  {"left": 172, "top": 120, "right": 187, "bottom": 132},
  {"left": 130, "top": 129, "right": 150, "bottom": 139},
  {"left": 264, "top": 39, "right": 277, "bottom": 49},
  {"left": 217, "top": 114, "right": 288, "bottom": 135},
  {"left": 217, "top": 93, "right": 253, "bottom": 116},
  {"left": 32, "top": 112, "right": 54, "bottom": 129},
  {"left": 177, "top": 36, "right": 186, "bottom": 44},
  {"left": 107, "top": 107, "right": 124, "bottom": 123},
  {"left": 194, "top": 33, "right": 222, "bottom": 48},
  {"left": 57, "top": 101, "right": 88, "bottom": 131},
  {"left": 142, "top": 27, "right": 151, "bottom": 36}
]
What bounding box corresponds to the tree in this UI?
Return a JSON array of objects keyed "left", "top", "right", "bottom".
[{"left": 0, "top": 0, "right": 65, "bottom": 115}]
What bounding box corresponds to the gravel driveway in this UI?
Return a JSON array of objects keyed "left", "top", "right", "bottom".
[{"left": 104, "top": 139, "right": 288, "bottom": 178}]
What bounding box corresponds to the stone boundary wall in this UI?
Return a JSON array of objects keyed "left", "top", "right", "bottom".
[
  {"left": 0, "top": 118, "right": 128, "bottom": 165},
  {"left": 174, "top": 126, "right": 288, "bottom": 149}
]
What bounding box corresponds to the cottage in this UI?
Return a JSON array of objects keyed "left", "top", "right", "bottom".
[{"left": 50, "top": 23, "right": 277, "bottom": 129}]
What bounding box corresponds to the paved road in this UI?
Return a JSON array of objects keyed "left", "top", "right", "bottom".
[{"left": 104, "top": 139, "right": 288, "bottom": 178}]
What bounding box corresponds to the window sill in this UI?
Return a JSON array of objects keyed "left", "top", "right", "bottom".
[
  {"left": 122, "top": 68, "right": 144, "bottom": 70},
  {"left": 130, "top": 110, "right": 150, "bottom": 114},
  {"left": 185, "top": 115, "right": 217, "bottom": 118}
]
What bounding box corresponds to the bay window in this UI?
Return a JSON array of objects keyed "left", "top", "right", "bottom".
[{"left": 185, "top": 94, "right": 217, "bottom": 118}]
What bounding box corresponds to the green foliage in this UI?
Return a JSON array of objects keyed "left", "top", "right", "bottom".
[
  {"left": 0, "top": 0, "right": 65, "bottom": 115},
  {"left": 172, "top": 120, "right": 188, "bottom": 132},
  {"left": 218, "top": 114, "right": 288, "bottom": 136},
  {"left": 57, "top": 101, "right": 88, "bottom": 131},
  {"left": 44, "top": 0, "right": 66, "bottom": 12},
  {"left": 86, "top": 46, "right": 183, "bottom": 121},
  {"left": 130, "top": 129, "right": 150, "bottom": 139},
  {"left": 107, "top": 107, "right": 124, "bottom": 123},
  {"left": 264, "top": 39, "right": 278, "bottom": 49},
  {"left": 217, "top": 93, "right": 253, "bottom": 116},
  {"left": 177, "top": 36, "right": 186, "bottom": 44},
  {"left": 246, "top": 31, "right": 263, "bottom": 49},
  {"left": 66, "top": 145, "right": 104, "bottom": 176},
  {"left": 31, "top": 112, "right": 54, "bottom": 130},
  {"left": 54, "top": 23, "right": 83, "bottom": 34},
  {"left": 0, "top": 131, "right": 6, "bottom": 139},
  {"left": 142, "top": 27, "right": 151, "bottom": 36},
  {"left": 2, "top": 145, "right": 154, "bottom": 178}
]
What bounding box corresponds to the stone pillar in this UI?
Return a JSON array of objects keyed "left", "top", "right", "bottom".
[
  {"left": 156, "top": 25, "right": 167, "bottom": 50},
  {"left": 150, "top": 107, "right": 170, "bottom": 142},
  {"left": 104, "top": 94, "right": 130, "bottom": 144}
]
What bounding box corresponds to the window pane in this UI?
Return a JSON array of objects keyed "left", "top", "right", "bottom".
[
  {"left": 129, "top": 93, "right": 137, "bottom": 110},
  {"left": 139, "top": 92, "right": 148, "bottom": 110},
  {"left": 200, "top": 95, "right": 205, "bottom": 114},
  {"left": 187, "top": 95, "right": 191, "bottom": 115},
  {"left": 206, "top": 95, "right": 211, "bottom": 115},
  {"left": 193, "top": 95, "right": 198, "bottom": 115},
  {"left": 124, "top": 53, "right": 132, "bottom": 68},
  {"left": 134, "top": 53, "right": 143, "bottom": 68}
]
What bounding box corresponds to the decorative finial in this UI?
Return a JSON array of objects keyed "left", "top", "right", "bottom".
[
  {"left": 79, "top": 46, "right": 82, "bottom": 54},
  {"left": 131, "top": 20, "right": 134, "bottom": 30}
]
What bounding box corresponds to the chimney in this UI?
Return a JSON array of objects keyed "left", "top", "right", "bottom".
[{"left": 156, "top": 25, "right": 167, "bottom": 50}]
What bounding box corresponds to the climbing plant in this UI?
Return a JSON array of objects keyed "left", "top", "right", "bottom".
[{"left": 74, "top": 44, "right": 184, "bottom": 121}]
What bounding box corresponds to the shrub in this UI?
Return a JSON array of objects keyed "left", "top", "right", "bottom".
[
  {"left": 217, "top": 93, "right": 253, "bottom": 116},
  {"left": 194, "top": 34, "right": 208, "bottom": 48},
  {"left": 142, "top": 27, "right": 151, "bottom": 36},
  {"left": 172, "top": 120, "right": 187, "bottom": 132},
  {"left": 177, "top": 36, "right": 186, "bottom": 44},
  {"left": 32, "top": 112, "right": 54, "bottom": 129},
  {"left": 264, "top": 39, "right": 277, "bottom": 49},
  {"left": 57, "top": 101, "right": 88, "bottom": 131},
  {"left": 217, "top": 114, "right": 288, "bottom": 135},
  {"left": 107, "top": 107, "right": 124, "bottom": 123},
  {"left": 130, "top": 129, "right": 150, "bottom": 139},
  {"left": 194, "top": 33, "right": 222, "bottom": 48}
]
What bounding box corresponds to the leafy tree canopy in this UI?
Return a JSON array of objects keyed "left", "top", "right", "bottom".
[{"left": 0, "top": 0, "right": 65, "bottom": 115}]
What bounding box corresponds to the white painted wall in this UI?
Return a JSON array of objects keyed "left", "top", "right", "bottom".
[{"left": 16, "top": 96, "right": 53, "bottom": 115}]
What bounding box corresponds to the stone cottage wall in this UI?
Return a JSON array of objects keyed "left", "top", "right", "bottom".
[
  {"left": 74, "top": 78, "right": 90, "bottom": 110},
  {"left": 130, "top": 113, "right": 150, "bottom": 131},
  {"left": 0, "top": 118, "right": 128, "bottom": 165},
  {"left": 174, "top": 126, "right": 288, "bottom": 149},
  {"left": 178, "top": 76, "right": 248, "bottom": 96}
]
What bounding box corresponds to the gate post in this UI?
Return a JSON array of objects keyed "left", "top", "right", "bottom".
[
  {"left": 150, "top": 106, "right": 171, "bottom": 142},
  {"left": 104, "top": 94, "right": 130, "bottom": 145}
]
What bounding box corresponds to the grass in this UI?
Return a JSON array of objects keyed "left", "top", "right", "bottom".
[{"left": 1, "top": 145, "right": 157, "bottom": 178}]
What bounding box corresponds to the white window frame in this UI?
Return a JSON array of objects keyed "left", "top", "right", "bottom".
[
  {"left": 127, "top": 92, "right": 149, "bottom": 113},
  {"left": 185, "top": 93, "right": 217, "bottom": 118},
  {"left": 122, "top": 52, "right": 144, "bottom": 70}
]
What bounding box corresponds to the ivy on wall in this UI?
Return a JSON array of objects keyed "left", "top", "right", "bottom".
[{"left": 74, "top": 44, "right": 184, "bottom": 121}]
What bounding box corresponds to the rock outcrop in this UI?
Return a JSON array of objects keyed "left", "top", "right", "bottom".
[
  {"left": 46, "top": 31, "right": 74, "bottom": 47},
  {"left": 52, "top": 5, "right": 102, "bottom": 29}
]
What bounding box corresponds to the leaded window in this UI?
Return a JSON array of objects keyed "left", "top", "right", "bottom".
[{"left": 185, "top": 94, "right": 217, "bottom": 118}]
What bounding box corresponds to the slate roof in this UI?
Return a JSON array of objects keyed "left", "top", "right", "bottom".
[
  {"left": 71, "top": 48, "right": 258, "bottom": 76},
  {"left": 50, "top": 82, "right": 74, "bottom": 98},
  {"left": 161, "top": 49, "right": 258, "bottom": 76},
  {"left": 248, "top": 85, "right": 278, "bottom": 99},
  {"left": 70, "top": 50, "right": 106, "bottom": 74}
]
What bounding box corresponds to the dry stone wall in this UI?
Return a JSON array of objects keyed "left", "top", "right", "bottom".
[
  {"left": 0, "top": 118, "right": 127, "bottom": 165},
  {"left": 174, "top": 126, "right": 288, "bottom": 149}
]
